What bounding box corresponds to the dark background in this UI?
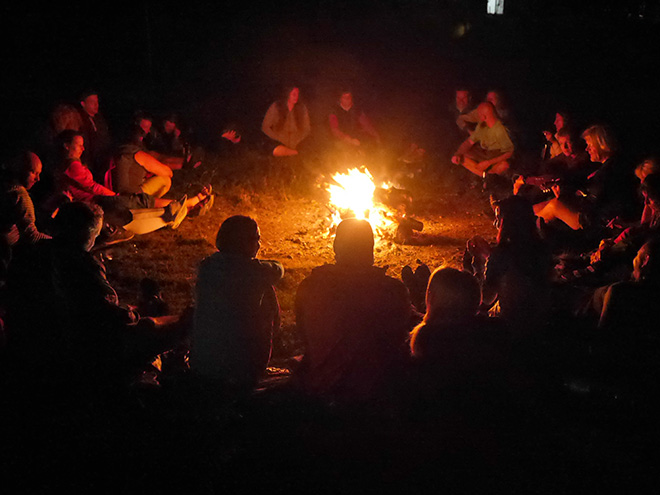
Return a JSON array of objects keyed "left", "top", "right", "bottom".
[{"left": 4, "top": 0, "right": 660, "bottom": 164}]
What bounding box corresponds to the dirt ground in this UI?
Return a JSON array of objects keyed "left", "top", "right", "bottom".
[{"left": 103, "top": 147, "right": 497, "bottom": 359}]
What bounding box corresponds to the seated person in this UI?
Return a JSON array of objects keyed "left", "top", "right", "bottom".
[
  {"left": 0, "top": 152, "right": 51, "bottom": 281},
  {"left": 481, "top": 196, "right": 553, "bottom": 338},
  {"left": 514, "top": 128, "right": 592, "bottom": 201},
  {"left": 151, "top": 114, "right": 186, "bottom": 157},
  {"left": 598, "top": 237, "right": 660, "bottom": 334},
  {"left": 192, "top": 216, "right": 284, "bottom": 392},
  {"left": 77, "top": 90, "right": 112, "bottom": 181},
  {"left": 328, "top": 90, "right": 381, "bottom": 148},
  {"left": 56, "top": 130, "right": 212, "bottom": 234},
  {"left": 534, "top": 125, "right": 635, "bottom": 231},
  {"left": 561, "top": 172, "right": 660, "bottom": 285},
  {"left": 135, "top": 111, "right": 187, "bottom": 169},
  {"left": 113, "top": 125, "right": 176, "bottom": 198},
  {"left": 409, "top": 267, "right": 510, "bottom": 392},
  {"left": 452, "top": 102, "right": 514, "bottom": 176},
  {"left": 541, "top": 111, "right": 572, "bottom": 160},
  {"left": 635, "top": 157, "right": 660, "bottom": 183},
  {"left": 588, "top": 238, "right": 660, "bottom": 390},
  {"left": 453, "top": 88, "right": 478, "bottom": 135},
  {"left": 5, "top": 202, "right": 188, "bottom": 396},
  {"left": 261, "top": 86, "right": 311, "bottom": 157},
  {"left": 485, "top": 89, "right": 513, "bottom": 125},
  {"left": 459, "top": 90, "right": 514, "bottom": 130},
  {"left": 294, "top": 218, "right": 412, "bottom": 404},
  {"left": 538, "top": 127, "right": 591, "bottom": 178}
]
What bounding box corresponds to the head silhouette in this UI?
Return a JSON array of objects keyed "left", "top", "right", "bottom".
[
  {"left": 333, "top": 218, "right": 374, "bottom": 266},
  {"left": 215, "top": 215, "right": 260, "bottom": 258}
]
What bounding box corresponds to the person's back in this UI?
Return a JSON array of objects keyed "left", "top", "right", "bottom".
[
  {"left": 484, "top": 197, "right": 553, "bottom": 337},
  {"left": 410, "top": 268, "right": 510, "bottom": 391},
  {"left": 193, "top": 252, "right": 283, "bottom": 389},
  {"left": 411, "top": 315, "right": 508, "bottom": 391},
  {"left": 296, "top": 263, "right": 411, "bottom": 402},
  {"left": 295, "top": 219, "right": 411, "bottom": 403},
  {"left": 6, "top": 203, "right": 132, "bottom": 392},
  {"left": 113, "top": 141, "right": 148, "bottom": 195},
  {"left": 192, "top": 216, "right": 283, "bottom": 391}
]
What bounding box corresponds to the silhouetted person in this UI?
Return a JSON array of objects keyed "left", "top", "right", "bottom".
[
  {"left": 410, "top": 267, "right": 510, "bottom": 393},
  {"left": 192, "top": 215, "right": 284, "bottom": 392},
  {"left": 482, "top": 196, "right": 553, "bottom": 339},
  {"left": 589, "top": 238, "right": 660, "bottom": 395},
  {"left": 6, "top": 202, "right": 187, "bottom": 401},
  {"left": 295, "top": 218, "right": 412, "bottom": 404}
]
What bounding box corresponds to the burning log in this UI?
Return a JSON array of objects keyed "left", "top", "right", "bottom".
[{"left": 324, "top": 167, "right": 424, "bottom": 244}]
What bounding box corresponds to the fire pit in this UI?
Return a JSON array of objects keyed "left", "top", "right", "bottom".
[{"left": 323, "top": 167, "right": 423, "bottom": 244}]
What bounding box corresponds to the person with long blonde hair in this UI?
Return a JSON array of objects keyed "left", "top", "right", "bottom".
[{"left": 409, "top": 266, "right": 509, "bottom": 392}]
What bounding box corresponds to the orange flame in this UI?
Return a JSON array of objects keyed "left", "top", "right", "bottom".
[{"left": 326, "top": 168, "right": 395, "bottom": 239}]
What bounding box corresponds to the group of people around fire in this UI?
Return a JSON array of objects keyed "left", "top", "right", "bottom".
[{"left": 1, "top": 82, "right": 659, "bottom": 418}]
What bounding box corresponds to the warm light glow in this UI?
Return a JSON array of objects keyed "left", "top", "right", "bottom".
[{"left": 326, "top": 168, "right": 395, "bottom": 239}]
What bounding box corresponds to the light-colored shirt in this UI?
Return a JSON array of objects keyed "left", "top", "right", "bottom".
[
  {"left": 261, "top": 102, "right": 311, "bottom": 149},
  {"left": 470, "top": 120, "right": 514, "bottom": 154}
]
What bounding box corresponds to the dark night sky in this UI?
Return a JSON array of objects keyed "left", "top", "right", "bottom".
[{"left": 3, "top": 1, "right": 660, "bottom": 161}]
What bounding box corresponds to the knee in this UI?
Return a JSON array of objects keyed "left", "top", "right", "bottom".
[
  {"left": 491, "top": 161, "right": 510, "bottom": 175},
  {"left": 159, "top": 175, "right": 172, "bottom": 195}
]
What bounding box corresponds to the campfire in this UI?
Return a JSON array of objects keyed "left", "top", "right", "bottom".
[{"left": 324, "top": 167, "right": 423, "bottom": 244}]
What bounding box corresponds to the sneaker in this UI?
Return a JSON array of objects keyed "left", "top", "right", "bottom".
[
  {"left": 92, "top": 226, "right": 135, "bottom": 251},
  {"left": 165, "top": 194, "right": 188, "bottom": 229}
]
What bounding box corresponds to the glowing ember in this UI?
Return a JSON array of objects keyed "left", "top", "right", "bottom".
[{"left": 325, "top": 168, "right": 396, "bottom": 238}]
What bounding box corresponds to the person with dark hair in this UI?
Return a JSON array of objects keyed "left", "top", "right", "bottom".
[
  {"left": 294, "top": 218, "right": 412, "bottom": 404},
  {"left": 112, "top": 125, "right": 177, "bottom": 198},
  {"left": 192, "top": 215, "right": 284, "bottom": 392},
  {"left": 452, "top": 101, "right": 515, "bottom": 177},
  {"left": 485, "top": 89, "right": 512, "bottom": 125},
  {"left": 482, "top": 196, "right": 553, "bottom": 338},
  {"left": 328, "top": 90, "right": 381, "bottom": 149},
  {"left": 5, "top": 202, "right": 188, "bottom": 398},
  {"left": 453, "top": 88, "right": 478, "bottom": 135},
  {"left": 261, "top": 86, "right": 311, "bottom": 157},
  {"left": 77, "top": 90, "right": 111, "bottom": 181},
  {"left": 513, "top": 128, "right": 592, "bottom": 203},
  {"left": 54, "top": 129, "right": 212, "bottom": 236},
  {"left": 538, "top": 127, "right": 591, "bottom": 178},
  {"left": 541, "top": 111, "right": 572, "bottom": 160},
  {"left": 135, "top": 111, "right": 190, "bottom": 169},
  {"left": 150, "top": 114, "right": 186, "bottom": 157}
]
